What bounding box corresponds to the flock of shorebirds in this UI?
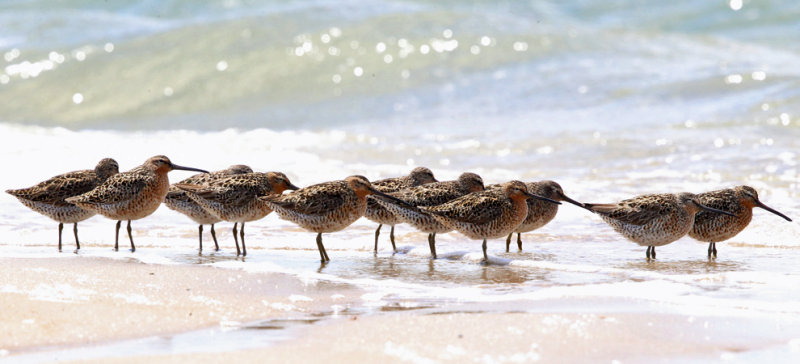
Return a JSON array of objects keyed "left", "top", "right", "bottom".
[{"left": 6, "top": 155, "right": 793, "bottom": 263}]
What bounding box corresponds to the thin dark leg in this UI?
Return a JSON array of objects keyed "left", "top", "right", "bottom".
[
  {"left": 210, "top": 224, "right": 219, "bottom": 251},
  {"left": 73, "top": 223, "right": 80, "bottom": 250},
  {"left": 505, "top": 233, "right": 512, "bottom": 252},
  {"left": 316, "top": 233, "right": 330, "bottom": 262},
  {"left": 198, "top": 225, "right": 204, "bottom": 253},
  {"left": 126, "top": 220, "right": 135, "bottom": 252},
  {"left": 652, "top": 246, "right": 656, "bottom": 259},
  {"left": 389, "top": 225, "right": 396, "bottom": 252},
  {"left": 516, "top": 233, "right": 523, "bottom": 251},
  {"left": 428, "top": 233, "right": 437, "bottom": 259},
  {"left": 707, "top": 242, "right": 713, "bottom": 259},
  {"left": 114, "top": 220, "right": 121, "bottom": 251},
  {"left": 482, "top": 238, "right": 488, "bottom": 262},
  {"left": 646, "top": 246, "right": 651, "bottom": 260},
  {"left": 232, "top": 223, "right": 240, "bottom": 256},
  {"left": 712, "top": 242, "right": 717, "bottom": 258},
  {"left": 374, "top": 224, "right": 382, "bottom": 253},
  {"left": 240, "top": 222, "right": 246, "bottom": 256},
  {"left": 58, "top": 223, "right": 63, "bottom": 252}
]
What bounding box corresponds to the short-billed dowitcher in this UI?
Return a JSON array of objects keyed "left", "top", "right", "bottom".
[
  {"left": 66, "top": 155, "right": 208, "bottom": 252},
  {"left": 176, "top": 172, "right": 298, "bottom": 256},
  {"left": 6, "top": 158, "right": 119, "bottom": 251},
  {"left": 689, "top": 186, "right": 792, "bottom": 258},
  {"left": 261, "top": 175, "right": 414, "bottom": 262},
  {"left": 164, "top": 164, "right": 253, "bottom": 253},
  {"left": 371, "top": 172, "right": 485, "bottom": 258},
  {"left": 365, "top": 167, "right": 437, "bottom": 253},
  {"left": 490, "top": 181, "right": 584, "bottom": 252},
  {"left": 584, "top": 192, "right": 735, "bottom": 260},
  {"left": 422, "top": 181, "right": 560, "bottom": 262}
]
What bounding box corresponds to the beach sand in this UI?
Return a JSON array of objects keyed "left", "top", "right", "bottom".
[
  {"left": 4, "top": 256, "right": 799, "bottom": 363},
  {"left": 0, "top": 256, "right": 364, "bottom": 353}
]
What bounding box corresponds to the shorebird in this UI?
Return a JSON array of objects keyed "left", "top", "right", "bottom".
[
  {"left": 422, "top": 181, "right": 560, "bottom": 262},
  {"left": 176, "top": 171, "right": 299, "bottom": 256},
  {"left": 365, "top": 167, "right": 437, "bottom": 253},
  {"left": 371, "top": 172, "right": 485, "bottom": 258},
  {"left": 164, "top": 164, "right": 253, "bottom": 253},
  {"left": 584, "top": 192, "right": 736, "bottom": 260},
  {"left": 66, "top": 155, "right": 208, "bottom": 252},
  {"left": 6, "top": 158, "right": 119, "bottom": 251},
  {"left": 492, "top": 181, "right": 584, "bottom": 252},
  {"left": 689, "top": 186, "right": 792, "bottom": 258},
  {"left": 261, "top": 175, "right": 414, "bottom": 262}
]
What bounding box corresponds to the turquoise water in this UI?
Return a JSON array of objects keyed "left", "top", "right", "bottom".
[{"left": 1, "top": 0, "right": 800, "bottom": 361}]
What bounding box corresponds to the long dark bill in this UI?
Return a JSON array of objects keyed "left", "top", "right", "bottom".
[
  {"left": 695, "top": 202, "right": 736, "bottom": 217},
  {"left": 559, "top": 193, "right": 585, "bottom": 208},
  {"left": 171, "top": 163, "right": 210, "bottom": 174},
  {"left": 526, "top": 192, "right": 561, "bottom": 205},
  {"left": 756, "top": 200, "right": 792, "bottom": 222}
]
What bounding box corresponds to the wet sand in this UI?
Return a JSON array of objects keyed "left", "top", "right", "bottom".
[
  {"left": 77, "top": 310, "right": 800, "bottom": 363},
  {"left": 4, "top": 256, "right": 800, "bottom": 363},
  {"left": 0, "top": 256, "right": 363, "bottom": 354}
]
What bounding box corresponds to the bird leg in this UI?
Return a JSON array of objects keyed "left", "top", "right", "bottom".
[
  {"left": 210, "top": 224, "right": 219, "bottom": 251},
  {"left": 516, "top": 233, "right": 523, "bottom": 251},
  {"left": 240, "top": 222, "right": 246, "bottom": 256},
  {"left": 126, "top": 220, "right": 135, "bottom": 252},
  {"left": 198, "top": 224, "right": 203, "bottom": 253},
  {"left": 73, "top": 223, "right": 80, "bottom": 251},
  {"left": 482, "top": 238, "right": 489, "bottom": 263},
  {"left": 316, "top": 233, "right": 330, "bottom": 262},
  {"left": 374, "top": 224, "right": 382, "bottom": 253},
  {"left": 232, "top": 223, "right": 240, "bottom": 256},
  {"left": 646, "top": 246, "right": 652, "bottom": 260},
  {"left": 114, "top": 220, "right": 121, "bottom": 251},
  {"left": 57, "top": 222, "right": 63, "bottom": 252},
  {"left": 505, "top": 233, "right": 512, "bottom": 252},
  {"left": 390, "top": 225, "right": 396, "bottom": 252},
  {"left": 428, "top": 233, "right": 437, "bottom": 259}
]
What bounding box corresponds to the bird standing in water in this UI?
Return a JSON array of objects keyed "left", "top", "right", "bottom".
[
  {"left": 689, "top": 186, "right": 791, "bottom": 258},
  {"left": 423, "top": 181, "right": 560, "bottom": 263},
  {"left": 365, "top": 167, "right": 437, "bottom": 253},
  {"left": 6, "top": 158, "right": 119, "bottom": 252},
  {"left": 67, "top": 155, "right": 208, "bottom": 252},
  {"left": 261, "top": 175, "right": 414, "bottom": 262},
  {"left": 371, "top": 172, "right": 485, "bottom": 259},
  {"left": 164, "top": 164, "right": 253, "bottom": 253},
  {"left": 176, "top": 171, "right": 299, "bottom": 256}
]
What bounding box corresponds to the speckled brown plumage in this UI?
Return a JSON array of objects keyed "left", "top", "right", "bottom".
[
  {"left": 262, "top": 175, "right": 410, "bottom": 262},
  {"left": 365, "top": 167, "right": 437, "bottom": 252},
  {"left": 585, "top": 192, "right": 735, "bottom": 260},
  {"left": 176, "top": 171, "right": 297, "bottom": 256},
  {"left": 423, "top": 181, "right": 559, "bottom": 262},
  {"left": 6, "top": 158, "right": 119, "bottom": 251},
  {"left": 490, "top": 181, "right": 585, "bottom": 252},
  {"left": 371, "top": 172, "right": 485, "bottom": 258},
  {"left": 164, "top": 164, "right": 253, "bottom": 253},
  {"left": 66, "top": 155, "right": 207, "bottom": 252},
  {"left": 689, "top": 186, "right": 792, "bottom": 258}
]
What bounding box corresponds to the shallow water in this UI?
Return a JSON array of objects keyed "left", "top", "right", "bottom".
[{"left": 2, "top": 0, "right": 800, "bottom": 361}]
